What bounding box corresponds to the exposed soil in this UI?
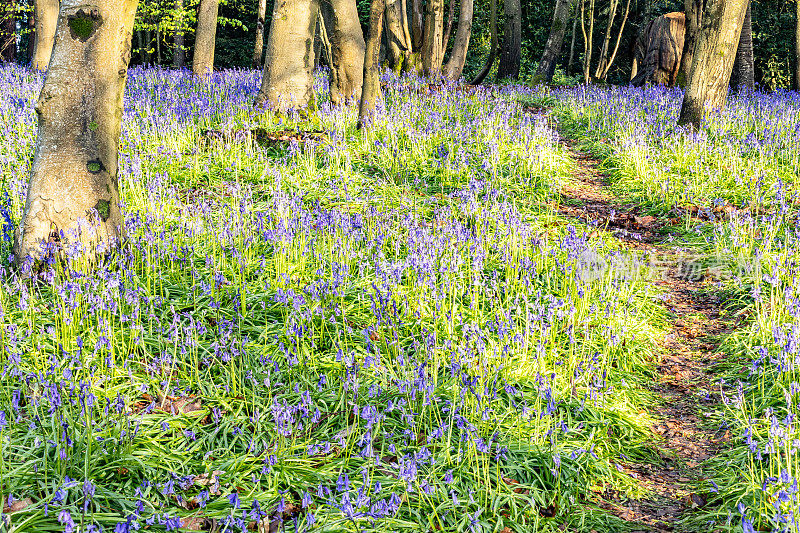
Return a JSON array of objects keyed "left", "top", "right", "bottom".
[{"left": 550, "top": 121, "right": 734, "bottom": 531}]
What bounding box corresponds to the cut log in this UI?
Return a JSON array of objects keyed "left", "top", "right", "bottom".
[{"left": 630, "top": 12, "right": 685, "bottom": 87}]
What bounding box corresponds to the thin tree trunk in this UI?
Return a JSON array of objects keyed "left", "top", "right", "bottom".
[
  {"left": 359, "top": 0, "right": 384, "bottom": 127},
  {"left": 730, "top": 1, "right": 753, "bottom": 90},
  {"left": 678, "top": 0, "right": 701, "bottom": 86},
  {"left": 193, "top": 0, "right": 219, "bottom": 75},
  {"left": 535, "top": 0, "right": 573, "bottom": 83},
  {"left": 255, "top": 0, "right": 320, "bottom": 111},
  {"left": 796, "top": 0, "right": 800, "bottom": 91},
  {"left": 321, "top": 0, "right": 366, "bottom": 104},
  {"left": 567, "top": 2, "right": 578, "bottom": 76},
  {"left": 469, "top": 0, "right": 496, "bottom": 84},
  {"left": 496, "top": 0, "right": 521, "bottom": 79},
  {"left": 173, "top": 0, "right": 185, "bottom": 67},
  {"left": 155, "top": 23, "right": 161, "bottom": 64},
  {"left": 421, "top": 0, "right": 444, "bottom": 76},
  {"left": 442, "top": 0, "right": 455, "bottom": 53},
  {"left": 14, "top": 0, "right": 139, "bottom": 268},
  {"left": 252, "top": 0, "right": 267, "bottom": 67},
  {"left": 677, "top": 0, "right": 749, "bottom": 129},
  {"left": 580, "top": 0, "right": 595, "bottom": 84},
  {"left": 411, "top": 0, "right": 422, "bottom": 50},
  {"left": 596, "top": 0, "right": 631, "bottom": 80},
  {"left": 27, "top": 1, "right": 36, "bottom": 64},
  {"left": 0, "top": 1, "right": 16, "bottom": 62},
  {"left": 31, "top": 0, "right": 58, "bottom": 70},
  {"left": 593, "top": 0, "right": 619, "bottom": 79},
  {"left": 145, "top": 28, "right": 152, "bottom": 64},
  {"left": 442, "top": 0, "right": 473, "bottom": 79}
]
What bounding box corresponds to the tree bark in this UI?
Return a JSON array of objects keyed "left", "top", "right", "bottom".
[
  {"left": 630, "top": 12, "right": 685, "bottom": 87},
  {"left": 796, "top": 0, "right": 800, "bottom": 91},
  {"left": 0, "top": 0, "right": 16, "bottom": 62},
  {"left": 321, "top": 0, "right": 365, "bottom": 105},
  {"left": 173, "top": 0, "right": 185, "bottom": 67},
  {"left": 580, "top": 0, "right": 595, "bottom": 84},
  {"left": 411, "top": 0, "right": 422, "bottom": 50},
  {"left": 535, "top": 0, "right": 573, "bottom": 83},
  {"left": 496, "top": 0, "right": 520, "bottom": 79},
  {"left": 155, "top": 22, "right": 161, "bottom": 64},
  {"left": 255, "top": 0, "right": 320, "bottom": 111},
  {"left": 421, "top": 0, "right": 444, "bottom": 76},
  {"left": 677, "top": 0, "right": 749, "bottom": 129},
  {"left": 358, "top": 0, "right": 384, "bottom": 127},
  {"left": 193, "top": 0, "right": 218, "bottom": 75},
  {"left": 678, "top": 0, "right": 701, "bottom": 86},
  {"left": 385, "top": 0, "right": 412, "bottom": 71},
  {"left": 469, "top": 0, "right": 496, "bottom": 84},
  {"left": 14, "top": 0, "right": 138, "bottom": 269},
  {"left": 442, "top": 0, "right": 472, "bottom": 79},
  {"left": 27, "top": 1, "right": 36, "bottom": 64},
  {"left": 442, "top": 0, "right": 455, "bottom": 53},
  {"left": 252, "top": 0, "right": 267, "bottom": 67},
  {"left": 730, "top": 1, "right": 753, "bottom": 90},
  {"left": 594, "top": 0, "right": 630, "bottom": 79},
  {"left": 31, "top": 0, "right": 58, "bottom": 70},
  {"left": 567, "top": 1, "right": 578, "bottom": 76}
]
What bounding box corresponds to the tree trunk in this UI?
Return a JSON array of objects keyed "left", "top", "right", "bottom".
[
  {"left": 321, "top": 0, "right": 366, "bottom": 105},
  {"left": 173, "top": 0, "right": 185, "bottom": 67},
  {"left": 14, "top": 0, "right": 138, "bottom": 269},
  {"left": 496, "top": 0, "right": 520, "bottom": 79},
  {"left": 31, "top": 0, "right": 58, "bottom": 70},
  {"left": 0, "top": 1, "right": 16, "bottom": 62},
  {"left": 595, "top": 0, "right": 631, "bottom": 80},
  {"left": 535, "top": 0, "right": 573, "bottom": 83},
  {"left": 155, "top": 23, "right": 161, "bottom": 64},
  {"left": 255, "top": 0, "right": 320, "bottom": 111},
  {"left": 442, "top": 0, "right": 472, "bottom": 79},
  {"left": 796, "top": 0, "right": 800, "bottom": 91},
  {"left": 193, "top": 0, "right": 218, "bottom": 75},
  {"left": 145, "top": 28, "right": 151, "bottom": 64},
  {"left": 27, "top": 2, "right": 36, "bottom": 64},
  {"left": 421, "top": 0, "right": 444, "bottom": 76},
  {"left": 469, "top": 0, "right": 496, "bottom": 84},
  {"left": 730, "top": 1, "right": 753, "bottom": 90},
  {"left": 411, "top": 0, "right": 422, "bottom": 50},
  {"left": 630, "top": 12, "right": 685, "bottom": 87},
  {"left": 359, "top": 0, "right": 384, "bottom": 127},
  {"left": 580, "top": 0, "right": 595, "bottom": 84},
  {"left": 385, "top": 0, "right": 412, "bottom": 71},
  {"left": 442, "top": 0, "right": 455, "bottom": 53},
  {"left": 678, "top": 0, "right": 701, "bottom": 86},
  {"left": 677, "top": 0, "right": 749, "bottom": 129},
  {"left": 593, "top": 0, "right": 619, "bottom": 79},
  {"left": 567, "top": 2, "right": 578, "bottom": 76},
  {"left": 252, "top": 0, "right": 267, "bottom": 67}
]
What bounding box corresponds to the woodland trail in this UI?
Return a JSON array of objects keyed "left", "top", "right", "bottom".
[{"left": 543, "top": 114, "right": 736, "bottom": 531}]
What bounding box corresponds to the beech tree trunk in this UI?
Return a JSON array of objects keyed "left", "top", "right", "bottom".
[
  {"left": 469, "top": 0, "right": 496, "bottom": 84},
  {"left": 252, "top": 0, "right": 267, "bottom": 67},
  {"left": 411, "top": 0, "right": 422, "bottom": 50},
  {"left": 796, "top": 0, "right": 800, "bottom": 91},
  {"left": 678, "top": 0, "right": 701, "bottom": 86},
  {"left": 496, "top": 0, "right": 521, "bottom": 79},
  {"left": 535, "top": 0, "right": 573, "bottom": 83},
  {"left": 14, "top": 0, "right": 138, "bottom": 269},
  {"left": 730, "top": 1, "right": 753, "bottom": 90},
  {"left": 359, "top": 0, "right": 384, "bottom": 127},
  {"left": 0, "top": 1, "right": 16, "bottom": 62},
  {"left": 173, "top": 0, "right": 185, "bottom": 67},
  {"left": 677, "top": 0, "right": 749, "bottom": 129},
  {"left": 31, "top": 0, "right": 58, "bottom": 70},
  {"left": 385, "top": 0, "right": 412, "bottom": 71},
  {"left": 255, "top": 0, "right": 320, "bottom": 111},
  {"left": 442, "top": 0, "right": 473, "bottom": 79},
  {"left": 421, "top": 0, "right": 444, "bottom": 76},
  {"left": 321, "top": 0, "right": 366, "bottom": 104},
  {"left": 442, "top": 0, "right": 454, "bottom": 52},
  {"left": 193, "top": 0, "right": 219, "bottom": 75}
]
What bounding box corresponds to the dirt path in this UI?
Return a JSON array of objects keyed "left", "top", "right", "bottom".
[{"left": 553, "top": 133, "right": 733, "bottom": 531}]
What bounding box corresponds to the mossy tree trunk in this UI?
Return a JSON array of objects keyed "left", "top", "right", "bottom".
[
  {"left": 31, "top": 0, "right": 59, "bottom": 70},
  {"left": 496, "top": 0, "right": 521, "bottom": 79},
  {"left": 321, "top": 0, "right": 365, "bottom": 104},
  {"left": 14, "top": 0, "right": 138, "bottom": 269},
  {"left": 255, "top": 0, "right": 320, "bottom": 112},
  {"left": 442, "top": 0, "right": 473, "bottom": 80},
  {"left": 535, "top": 0, "right": 573, "bottom": 83},
  {"left": 677, "top": 0, "right": 749, "bottom": 129},
  {"left": 385, "top": 0, "right": 413, "bottom": 72},
  {"left": 192, "top": 0, "right": 218, "bottom": 75},
  {"left": 252, "top": 0, "right": 267, "bottom": 67},
  {"left": 730, "top": 1, "right": 753, "bottom": 90},
  {"left": 358, "top": 0, "right": 384, "bottom": 127}
]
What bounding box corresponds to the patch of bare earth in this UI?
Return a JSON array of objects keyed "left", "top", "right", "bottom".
[{"left": 553, "top": 133, "right": 733, "bottom": 531}]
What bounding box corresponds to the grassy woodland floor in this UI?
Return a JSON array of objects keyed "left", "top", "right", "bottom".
[{"left": 0, "top": 65, "right": 798, "bottom": 532}]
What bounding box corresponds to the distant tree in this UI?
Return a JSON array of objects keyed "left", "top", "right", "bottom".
[
  {"left": 678, "top": 0, "right": 749, "bottom": 129},
  {"left": 31, "top": 0, "right": 58, "bottom": 70},
  {"left": 252, "top": 0, "right": 266, "bottom": 67},
  {"left": 173, "top": 0, "right": 185, "bottom": 67},
  {"left": 535, "top": 0, "right": 573, "bottom": 83},
  {"left": 320, "top": 0, "right": 365, "bottom": 104},
  {"left": 594, "top": 0, "right": 631, "bottom": 80},
  {"left": 193, "top": 0, "right": 219, "bottom": 74},
  {"left": 255, "top": 0, "right": 319, "bottom": 111},
  {"left": 795, "top": 0, "right": 799, "bottom": 90},
  {"left": 469, "top": 0, "right": 496, "bottom": 84},
  {"left": 497, "top": 0, "right": 521, "bottom": 79},
  {"left": 15, "top": 0, "right": 138, "bottom": 268},
  {"left": 1, "top": 0, "right": 16, "bottom": 62},
  {"left": 579, "top": 0, "right": 594, "bottom": 83},
  {"left": 358, "top": 0, "right": 383, "bottom": 127}
]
